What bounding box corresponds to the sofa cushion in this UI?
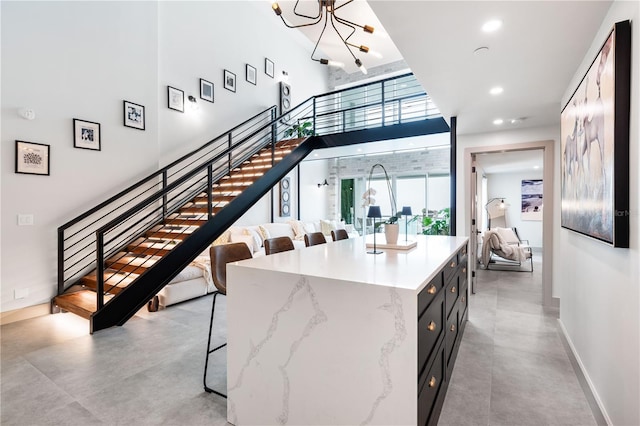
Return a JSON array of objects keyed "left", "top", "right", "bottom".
[
  {"left": 243, "top": 227, "right": 263, "bottom": 251},
  {"left": 212, "top": 230, "right": 230, "bottom": 246},
  {"left": 258, "top": 225, "right": 271, "bottom": 241},
  {"left": 320, "top": 219, "right": 336, "bottom": 236},
  {"left": 230, "top": 233, "right": 256, "bottom": 253},
  {"left": 261, "top": 222, "right": 295, "bottom": 239}
]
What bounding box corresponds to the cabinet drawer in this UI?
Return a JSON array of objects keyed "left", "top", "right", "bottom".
[
  {"left": 443, "top": 254, "right": 458, "bottom": 286},
  {"left": 417, "top": 340, "right": 445, "bottom": 426},
  {"left": 445, "top": 306, "right": 459, "bottom": 366},
  {"left": 458, "top": 262, "right": 468, "bottom": 294},
  {"left": 458, "top": 288, "right": 469, "bottom": 318},
  {"left": 445, "top": 275, "right": 459, "bottom": 319},
  {"left": 457, "top": 244, "right": 468, "bottom": 269},
  {"left": 418, "top": 290, "right": 444, "bottom": 377},
  {"left": 418, "top": 272, "right": 443, "bottom": 319}
]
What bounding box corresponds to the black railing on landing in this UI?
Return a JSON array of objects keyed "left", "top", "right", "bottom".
[{"left": 57, "top": 72, "right": 446, "bottom": 315}]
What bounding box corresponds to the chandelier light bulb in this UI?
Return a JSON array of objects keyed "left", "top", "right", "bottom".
[
  {"left": 356, "top": 59, "right": 367, "bottom": 75},
  {"left": 272, "top": 2, "right": 282, "bottom": 16},
  {"left": 363, "top": 25, "right": 375, "bottom": 34}
]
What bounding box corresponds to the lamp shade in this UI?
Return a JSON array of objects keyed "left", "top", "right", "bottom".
[
  {"left": 401, "top": 206, "right": 412, "bottom": 216},
  {"left": 367, "top": 206, "right": 382, "bottom": 218}
]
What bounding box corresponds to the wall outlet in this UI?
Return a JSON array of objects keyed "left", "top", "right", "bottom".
[
  {"left": 14, "top": 288, "right": 29, "bottom": 299},
  {"left": 17, "top": 214, "right": 34, "bottom": 226}
]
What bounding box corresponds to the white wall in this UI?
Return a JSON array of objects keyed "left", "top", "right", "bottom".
[
  {"left": 487, "top": 170, "right": 544, "bottom": 247},
  {"left": 557, "top": 2, "right": 639, "bottom": 425},
  {"left": 299, "top": 159, "right": 330, "bottom": 221},
  {"left": 1, "top": 1, "right": 160, "bottom": 313},
  {"left": 0, "top": 1, "right": 329, "bottom": 313}
]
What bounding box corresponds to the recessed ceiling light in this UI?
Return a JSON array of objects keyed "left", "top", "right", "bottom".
[
  {"left": 357, "top": 148, "right": 362, "bottom": 152},
  {"left": 482, "top": 19, "right": 502, "bottom": 33},
  {"left": 533, "top": 165, "right": 540, "bottom": 170},
  {"left": 313, "top": 153, "right": 318, "bottom": 157},
  {"left": 493, "top": 118, "right": 504, "bottom": 125},
  {"left": 490, "top": 86, "right": 503, "bottom": 95}
]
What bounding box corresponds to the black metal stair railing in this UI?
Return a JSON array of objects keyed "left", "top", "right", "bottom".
[{"left": 56, "top": 72, "right": 445, "bottom": 328}]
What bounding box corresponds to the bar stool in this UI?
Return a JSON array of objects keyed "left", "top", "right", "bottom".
[
  {"left": 203, "top": 242, "right": 252, "bottom": 397},
  {"left": 304, "top": 232, "right": 326, "bottom": 247},
  {"left": 331, "top": 229, "right": 349, "bottom": 241},
  {"left": 264, "top": 236, "right": 295, "bottom": 255}
]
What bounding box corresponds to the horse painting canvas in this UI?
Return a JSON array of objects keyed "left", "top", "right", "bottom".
[{"left": 560, "top": 20, "right": 630, "bottom": 248}]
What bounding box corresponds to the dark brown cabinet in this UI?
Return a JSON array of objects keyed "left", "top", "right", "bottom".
[{"left": 417, "top": 242, "right": 468, "bottom": 426}]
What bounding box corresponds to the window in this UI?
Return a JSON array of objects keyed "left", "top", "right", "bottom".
[
  {"left": 427, "top": 174, "right": 450, "bottom": 214},
  {"left": 396, "top": 176, "right": 426, "bottom": 215}
]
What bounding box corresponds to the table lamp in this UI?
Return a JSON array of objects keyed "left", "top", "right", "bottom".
[
  {"left": 401, "top": 206, "right": 412, "bottom": 241},
  {"left": 367, "top": 206, "right": 382, "bottom": 254}
]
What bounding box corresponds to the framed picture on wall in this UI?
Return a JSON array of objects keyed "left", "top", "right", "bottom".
[
  {"left": 224, "top": 69, "right": 236, "bottom": 92},
  {"left": 168, "top": 86, "right": 184, "bottom": 112},
  {"left": 246, "top": 64, "right": 257, "bottom": 85},
  {"left": 15, "top": 140, "right": 50, "bottom": 176},
  {"left": 560, "top": 20, "right": 630, "bottom": 247},
  {"left": 521, "top": 179, "right": 542, "bottom": 221},
  {"left": 123, "top": 100, "right": 145, "bottom": 130},
  {"left": 265, "top": 58, "right": 274, "bottom": 78},
  {"left": 200, "top": 78, "right": 214, "bottom": 103},
  {"left": 73, "top": 119, "right": 101, "bottom": 151}
]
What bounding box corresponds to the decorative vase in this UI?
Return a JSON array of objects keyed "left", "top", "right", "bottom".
[{"left": 384, "top": 224, "right": 399, "bottom": 245}]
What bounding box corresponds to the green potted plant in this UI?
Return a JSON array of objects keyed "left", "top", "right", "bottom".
[
  {"left": 422, "top": 208, "right": 450, "bottom": 235},
  {"left": 284, "top": 120, "right": 314, "bottom": 139}
]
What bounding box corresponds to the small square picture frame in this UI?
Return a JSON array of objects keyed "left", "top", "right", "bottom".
[
  {"left": 265, "top": 58, "right": 274, "bottom": 78},
  {"left": 168, "top": 86, "right": 184, "bottom": 113},
  {"left": 246, "top": 64, "right": 257, "bottom": 85},
  {"left": 200, "top": 78, "right": 214, "bottom": 103},
  {"left": 15, "top": 140, "right": 50, "bottom": 176},
  {"left": 73, "top": 119, "right": 101, "bottom": 151},
  {"left": 123, "top": 100, "right": 145, "bottom": 130},
  {"left": 224, "top": 69, "right": 236, "bottom": 93}
]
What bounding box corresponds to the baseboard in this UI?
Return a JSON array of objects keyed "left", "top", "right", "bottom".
[
  {"left": 0, "top": 303, "right": 50, "bottom": 326},
  {"left": 557, "top": 319, "right": 610, "bottom": 426}
]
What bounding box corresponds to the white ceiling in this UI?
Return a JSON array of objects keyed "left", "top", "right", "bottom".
[{"left": 369, "top": 0, "right": 613, "bottom": 135}]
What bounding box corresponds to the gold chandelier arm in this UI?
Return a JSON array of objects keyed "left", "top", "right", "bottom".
[
  {"left": 278, "top": 14, "right": 323, "bottom": 29},
  {"left": 310, "top": 9, "right": 331, "bottom": 62},
  {"left": 332, "top": 0, "right": 355, "bottom": 12},
  {"left": 329, "top": 13, "right": 358, "bottom": 62}
]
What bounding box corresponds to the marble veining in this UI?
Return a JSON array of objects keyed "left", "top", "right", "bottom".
[
  {"left": 228, "top": 275, "right": 328, "bottom": 425},
  {"left": 276, "top": 279, "right": 328, "bottom": 425},
  {"left": 360, "top": 287, "right": 407, "bottom": 425}
]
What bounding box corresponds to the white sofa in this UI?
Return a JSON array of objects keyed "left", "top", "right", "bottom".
[{"left": 156, "top": 220, "right": 356, "bottom": 308}]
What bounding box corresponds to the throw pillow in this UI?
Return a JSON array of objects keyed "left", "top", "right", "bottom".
[
  {"left": 495, "top": 227, "right": 519, "bottom": 244},
  {"left": 244, "top": 228, "right": 263, "bottom": 252},
  {"left": 320, "top": 219, "right": 336, "bottom": 236},
  {"left": 302, "top": 222, "right": 316, "bottom": 233},
  {"left": 212, "top": 230, "right": 230, "bottom": 246},
  {"left": 230, "top": 234, "right": 255, "bottom": 254},
  {"left": 258, "top": 225, "right": 271, "bottom": 241},
  {"left": 288, "top": 220, "right": 306, "bottom": 238}
]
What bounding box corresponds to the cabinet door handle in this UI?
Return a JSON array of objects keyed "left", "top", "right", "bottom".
[
  {"left": 427, "top": 321, "right": 436, "bottom": 332},
  {"left": 461, "top": 296, "right": 466, "bottom": 303},
  {"left": 462, "top": 267, "right": 467, "bottom": 274},
  {"left": 450, "top": 261, "right": 456, "bottom": 268},
  {"left": 450, "top": 324, "right": 456, "bottom": 332},
  {"left": 450, "top": 286, "right": 457, "bottom": 294},
  {"left": 427, "top": 284, "right": 436, "bottom": 294},
  {"left": 428, "top": 376, "right": 437, "bottom": 388}
]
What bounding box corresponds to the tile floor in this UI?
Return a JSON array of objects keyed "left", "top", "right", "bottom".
[{"left": 1, "top": 253, "right": 599, "bottom": 425}]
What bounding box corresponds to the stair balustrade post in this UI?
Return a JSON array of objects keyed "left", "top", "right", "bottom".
[
  {"left": 342, "top": 110, "right": 346, "bottom": 132},
  {"left": 313, "top": 97, "right": 317, "bottom": 135},
  {"left": 96, "top": 232, "right": 105, "bottom": 310},
  {"left": 207, "top": 164, "right": 213, "bottom": 219},
  {"left": 57, "top": 228, "right": 64, "bottom": 295},
  {"left": 228, "top": 133, "right": 233, "bottom": 174},
  {"left": 398, "top": 99, "right": 402, "bottom": 124},
  {"left": 162, "top": 171, "right": 168, "bottom": 220},
  {"left": 271, "top": 108, "right": 277, "bottom": 145},
  {"left": 381, "top": 80, "right": 386, "bottom": 127}
]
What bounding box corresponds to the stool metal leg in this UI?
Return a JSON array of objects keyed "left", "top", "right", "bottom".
[{"left": 203, "top": 291, "right": 227, "bottom": 397}]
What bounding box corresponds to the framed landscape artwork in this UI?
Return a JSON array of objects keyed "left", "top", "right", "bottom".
[
  {"left": 560, "top": 20, "right": 630, "bottom": 248},
  {"left": 521, "top": 180, "right": 542, "bottom": 221}
]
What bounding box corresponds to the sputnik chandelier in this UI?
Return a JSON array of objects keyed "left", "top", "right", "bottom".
[{"left": 271, "top": 0, "right": 375, "bottom": 74}]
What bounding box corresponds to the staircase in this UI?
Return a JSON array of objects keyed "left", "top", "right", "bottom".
[{"left": 54, "top": 73, "right": 449, "bottom": 333}]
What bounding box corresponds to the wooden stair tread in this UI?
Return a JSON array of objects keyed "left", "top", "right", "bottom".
[{"left": 53, "top": 290, "right": 113, "bottom": 319}]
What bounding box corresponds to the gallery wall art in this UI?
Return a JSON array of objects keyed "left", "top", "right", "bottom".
[
  {"left": 521, "top": 180, "right": 542, "bottom": 221},
  {"left": 560, "top": 20, "right": 630, "bottom": 248}
]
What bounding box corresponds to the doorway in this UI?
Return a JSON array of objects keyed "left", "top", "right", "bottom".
[{"left": 465, "top": 140, "right": 557, "bottom": 309}]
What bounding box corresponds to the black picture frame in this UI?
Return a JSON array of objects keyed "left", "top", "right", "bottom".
[
  {"left": 200, "top": 78, "right": 214, "bottom": 103},
  {"left": 560, "top": 20, "right": 630, "bottom": 248},
  {"left": 168, "top": 86, "right": 184, "bottom": 113},
  {"left": 246, "top": 64, "right": 257, "bottom": 85},
  {"left": 15, "top": 140, "right": 50, "bottom": 176},
  {"left": 73, "top": 118, "right": 101, "bottom": 151},
  {"left": 123, "top": 100, "right": 145, "bottom": 130},
  {"left": 265, "top": 58, "right": 274, "bottom": 78},
  {"left": 224, "top": 69, "right": 236, "bottom": 92}
]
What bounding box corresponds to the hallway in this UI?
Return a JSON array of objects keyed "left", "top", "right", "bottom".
[{"left": 439, "top": 252, "right": 600, "bottom": 425}]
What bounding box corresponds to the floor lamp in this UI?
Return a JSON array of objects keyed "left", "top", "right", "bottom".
[
  {"left": 367, "top": 206, "right": 382, "bottom": 254},
  {"left": 401, "top": 206, "right": 412, "bottom": 241}
]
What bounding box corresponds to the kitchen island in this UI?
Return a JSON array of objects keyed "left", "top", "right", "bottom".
[{"left": 226, "top": 235, "right": 469, "bottom": 425}]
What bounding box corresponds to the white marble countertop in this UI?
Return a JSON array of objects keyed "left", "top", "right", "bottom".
[{"left": 232, "top": 235, "right": 468, "bottom": 293}]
